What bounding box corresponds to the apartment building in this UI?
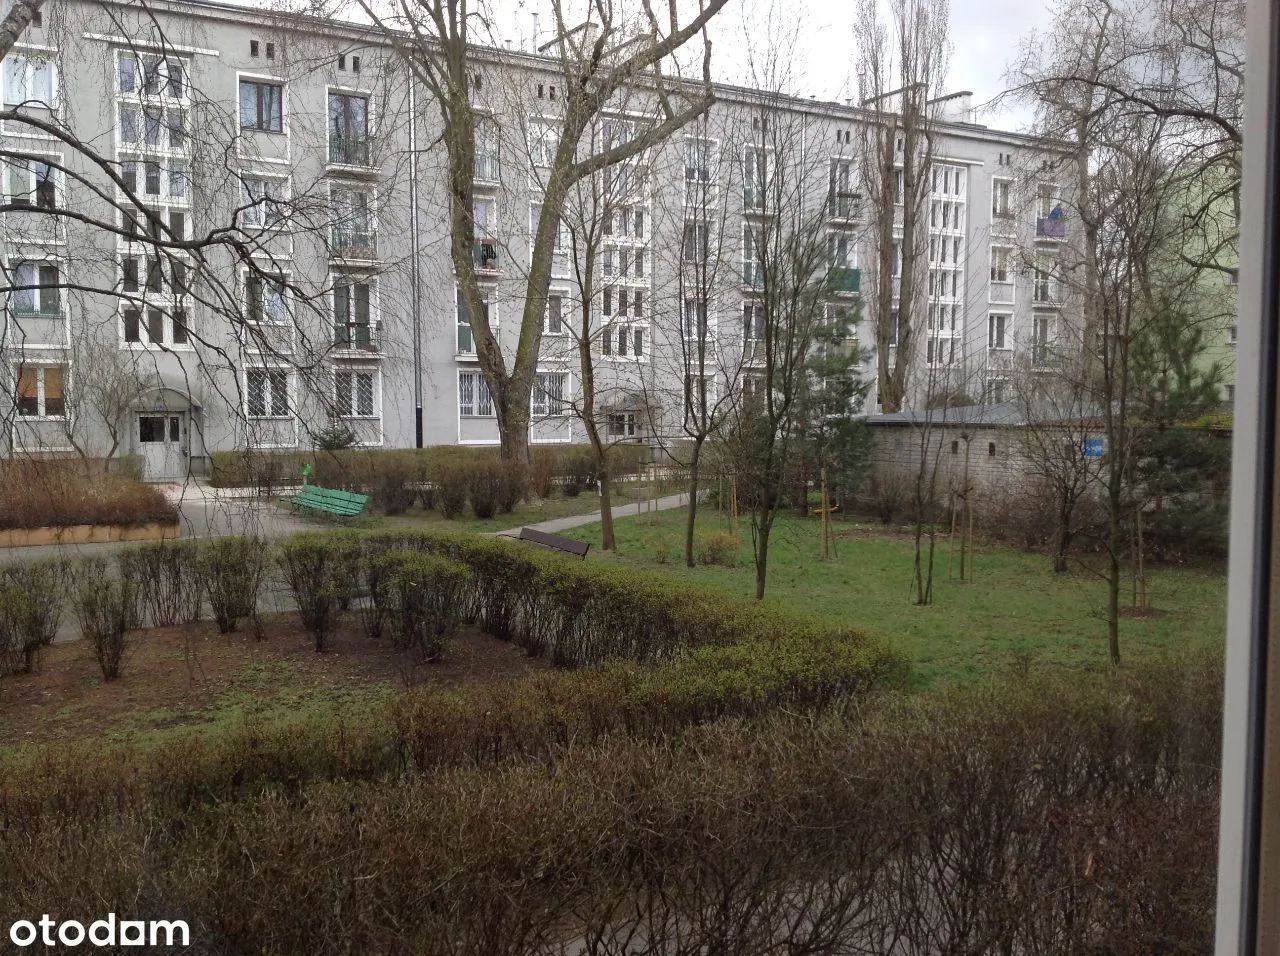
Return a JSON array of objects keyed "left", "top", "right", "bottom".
[{"left": 0, "top": 0, "right": 1072, "bottom": 479}]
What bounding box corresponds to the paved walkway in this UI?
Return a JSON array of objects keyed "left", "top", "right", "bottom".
[{"left": 494, "top": 492, "right": 691, "bottom": 536}]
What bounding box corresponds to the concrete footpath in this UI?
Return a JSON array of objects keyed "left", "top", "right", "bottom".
[{"left": 495, "top": 492, "right": 691, "bottom": 537}]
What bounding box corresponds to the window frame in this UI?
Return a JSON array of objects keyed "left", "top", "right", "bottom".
[
  {"left": 244, "top": 366, "right": 291, "bottom": 419},
  {"left": 13, "top": 362, "right": 66, "bottom": 418},
  {"left": 238, "top": 77, "right": 284, "bottom": 133}
]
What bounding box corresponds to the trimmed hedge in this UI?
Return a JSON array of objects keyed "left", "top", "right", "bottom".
[
  {"left": 0, "top": 528, "right": 905, "bottom": 821},
  {"left": 0, "top": 461, "right": 176, "bottom": 530}
]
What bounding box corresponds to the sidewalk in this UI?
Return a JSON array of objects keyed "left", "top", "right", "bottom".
[{"left": 495, "top": 492, "right": 690, "bottom": 536}]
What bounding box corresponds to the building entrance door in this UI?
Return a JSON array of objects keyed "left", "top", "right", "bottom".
[{"left": 138, "top": 414, "right": 185, "bottom": 481}]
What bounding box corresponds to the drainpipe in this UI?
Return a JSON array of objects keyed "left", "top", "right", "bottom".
[{"left": 408, "top": 69, "right": 424, "bottom": 447}]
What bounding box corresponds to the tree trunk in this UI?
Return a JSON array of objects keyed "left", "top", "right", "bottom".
[
  {"left": 754, "top": 514, "right": 772, "bottom": 600},
  {"left": 1107, "top": 483, "right": 1123, "bottom": 666},
  {"left": 597, "top": 466, "right": 615, "bottom": 551},
  {"left": 1054, "top": 496, "right": 1073, "bottom": 572},
  {"left": 684, "top": 437, "right": 705, "bottom": 568}
]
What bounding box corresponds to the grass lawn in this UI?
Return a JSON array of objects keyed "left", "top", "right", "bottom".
[
  {"left": 0, "top": 614, "right": 548, "bottom": 749},
  {"left": 564, "top": 508, "right": 1227, "bottom": 688}
]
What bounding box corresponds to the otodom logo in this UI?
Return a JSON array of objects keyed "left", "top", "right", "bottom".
[{"left": 8, "top": 914, "right": 190, "bottom": 948}]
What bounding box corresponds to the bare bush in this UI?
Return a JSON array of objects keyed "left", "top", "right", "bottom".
[{"left": 72, "top": 558, "right": 139, "bottom": 681}]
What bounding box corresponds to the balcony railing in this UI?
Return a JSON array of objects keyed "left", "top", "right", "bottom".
[
  {"left": 329, "top": 131, "right": 372, "bottom": 167},
  {"left": 333, "top": 320, "right": 380, "bottom": 352},
  {"left": 1036, "top": 215, "right": 1067, "bottom": 239},
  {"left": 827, "top": 267, "right": 861, "bottom": 295},
  {"left": 474, "top": 151, "right": 501, "bottom": 183},
  {"left": 331, "top": 227, "right": 378, "bottom": 259},
  {"left": 10, "top": 302, "right": 62, "bottom": 317}
]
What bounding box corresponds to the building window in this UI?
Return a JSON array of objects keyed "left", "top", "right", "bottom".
[
  {"left": 992, "top": 178, "right": 1012, "bottom": 218},
  {"left": 1033, "top": 314, "right": 1053, "bottom": 365},
  {"left": 744, "top": 146, "right": 768, "bottom": 210},
  {"left": 3, "top": 54, "right": 54, "bottom": 107},
  {"left": 988, "top": 313, "right": 1009, "bottom": 350},
  {"left": 6, "top": 157, "right": 56, "bottom": 208},
  {"left": 14, "top": 364, "right": 65, "bottom": 417},
  {"left": 1228, "top": 325, "right": 1238, "bottom": 346},
  {"left": 329, "top": 92, "right": 369, "bottom": 165},
  {"left": 335, "top": 368, "right": 376, "bottom": 418},
  {"left": 117, "top": 54, "right": 183, "bottom": 99},
  {"left": 123, "top": 306, "right": 187, "bottom": 346},
  {"left": 683, "top": 298, "right": 708, "bottom": 339},
  {"left": 544, "top": 293, "right": 565, "bottom": 335},
  {"left": 743, "top": 225, "right": 763, "bottom": 285},
  {"left": 686, "top": 137, "right": 713, "bottom": 183},
  {"left": 458, "top": 370, "right": 493, "bottom": 417},
  {"left": 474, "top": 118, "right": 500, "bottom": 181},
  {"left": 533, "top": 372, "right": 567, "bottom": 416},
  {"left": 456, "top": 289, "right": 490, "bottom": 354},
  {"left": 9, "top": 261, "right": 60, "bottom": 315},
  {"left": 246, "top": 368, "right": 289, "bottom": 417},
  {"left": 246, "top": 273, "right": 288, "bottom": 324},
  {"left": 239, "top": 79, "right": 283, "bottom": 132},
  {"left": 333, "top": 281, "right": 372, "bottom": 346},
  {"left": 682, "top": 222, "right": 709, "bottom": 265},
  {"left": 607, "top": 412, "right": 638, "bottom": 438},
  {"left": 743, "top": 302, "right": 765, "bottom": 341},
  {"left": 990, "top": 246, "right": 1011, "bottom": 283},
  {"left": 241, "top": 177, "right": 285, "bottom": 228},
  {"left": 528, "top": 119, "right": 559, "bottom": 168}
]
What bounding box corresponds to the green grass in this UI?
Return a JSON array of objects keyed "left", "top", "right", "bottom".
[{"left": 564, "top": 509, "right": 1227, "bottom": 688}]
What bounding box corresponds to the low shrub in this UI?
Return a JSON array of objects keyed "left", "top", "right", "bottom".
[
  {"left": 0, "top": 560, "right": 64, "bottom": 674},
  {"left": 356, "top": 549, "right": 400, "bottom": 639},
  {"left": 279, "top": 533, "right": 359, "bottom": 652},
  {"left": 72, "top": 558, "right": 140, "bottom": 681},
  {"left": 529, "top": 447, "right": 556, "bottom": 499},
  {"left": 198, "top": 537, "right": 267, "bottom": 635},
  {"left": 562, "top": 449, "right": 596, "bottom": 497},
  {"left": 120, "top": 540, "right": 202, "bottom": 627},
  {"left": 386, "top": 553, "right": 471, "bottom": 662},
  {"left": 695, "top": 532, "right": 740, "bottom": 566},
  {"left": 209, "top": 451, "right": 311, "bottom": 489},
  {"left": 467, "top": 459, "right": 511, "bottom": 519},
  {"left": 432, "top": 463, "right": 469, "bottom": 519}
]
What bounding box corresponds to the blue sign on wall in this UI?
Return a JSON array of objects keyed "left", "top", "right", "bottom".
[{"left": 1082, "top": 438, "right": 1105, "bottom": 458}]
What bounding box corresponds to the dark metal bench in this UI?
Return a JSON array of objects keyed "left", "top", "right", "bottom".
[
  {"left": 516, "top": 527, "right": 590, "bottom": 559},
  {"left": 285, "top": 485, "right": 369, "bottom": 517}
]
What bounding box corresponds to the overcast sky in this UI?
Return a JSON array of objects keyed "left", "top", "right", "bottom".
[{"left": 483, "top": 0, "right": 1052, "bottom": 132}]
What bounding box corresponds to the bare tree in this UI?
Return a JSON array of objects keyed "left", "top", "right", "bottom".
[
  {"left": 854, "top": 0, "right": 950, "bottom": 414},
  {"left": 353, "top": 0, "right": 732, "bottom": 466}
]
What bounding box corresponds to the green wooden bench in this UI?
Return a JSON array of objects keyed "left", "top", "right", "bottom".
[{"left": 285, "top": 485, "right": 369, "bottom": 517}]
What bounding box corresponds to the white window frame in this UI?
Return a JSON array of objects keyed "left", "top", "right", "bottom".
[
  {"left": 458, "top": 369, "right": 494, "bottom": 417},
  {"left": 121, "top": 302, "right": 192, "bottom": 349},
  {"left": 528, "top": 117, "right": 559, "bottom": 168},
  {"left": 3, "top": 52, "right": 55, "bottom": 108},
  {"left": 544, "top": 289, "right": 567, "bottom": 335},
  {"left": 245, "top": 366, "right": 291, "bottom": 419},
  {"left": 241, "top": 176, "right": 287, "bottom": 229},
  {"left": 9, "top": 260, "right": 61, "bottom": 315},
  {"left": 992, "top": 177, "right": 1013, "bottom": 219},
  {"left": 988, "top": 312, "right": 1010, "bottom": 351},
  {"left": 334, "top": 366, "right": 378, "bottom": 419},
  {"left": 13, "top": 362, "right": 67, "bottom": 418},
  {"left": 6, "top": 154, "right": 58, "bottom": 209},
  {"left": 532, "top": 370, "right": 569, "bottom": 417}
]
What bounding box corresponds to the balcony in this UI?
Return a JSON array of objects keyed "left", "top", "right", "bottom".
[
  {"left": 331, "top": 227, "right": 378, "bottom": 261},
  {"left": 333, "top": 320, "right": 381, "bottom": 353},
  {"left": 743, "top": 187, "right": 769, "bottom": 213},
  {"left": 743, "top": 263, "right": 762, "bottom": 288},
  {"left": 473, "top": 240, "right": 500, "bottom": 275},
  {"left": 1036, "top": 215, "right": 1067, "bottom": 239},
  {"left": 328, "top": 131, "right": 372, "bottom": 168},
  {"left": 827, "top": 267, "right": 861, "bottom": 295}
]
